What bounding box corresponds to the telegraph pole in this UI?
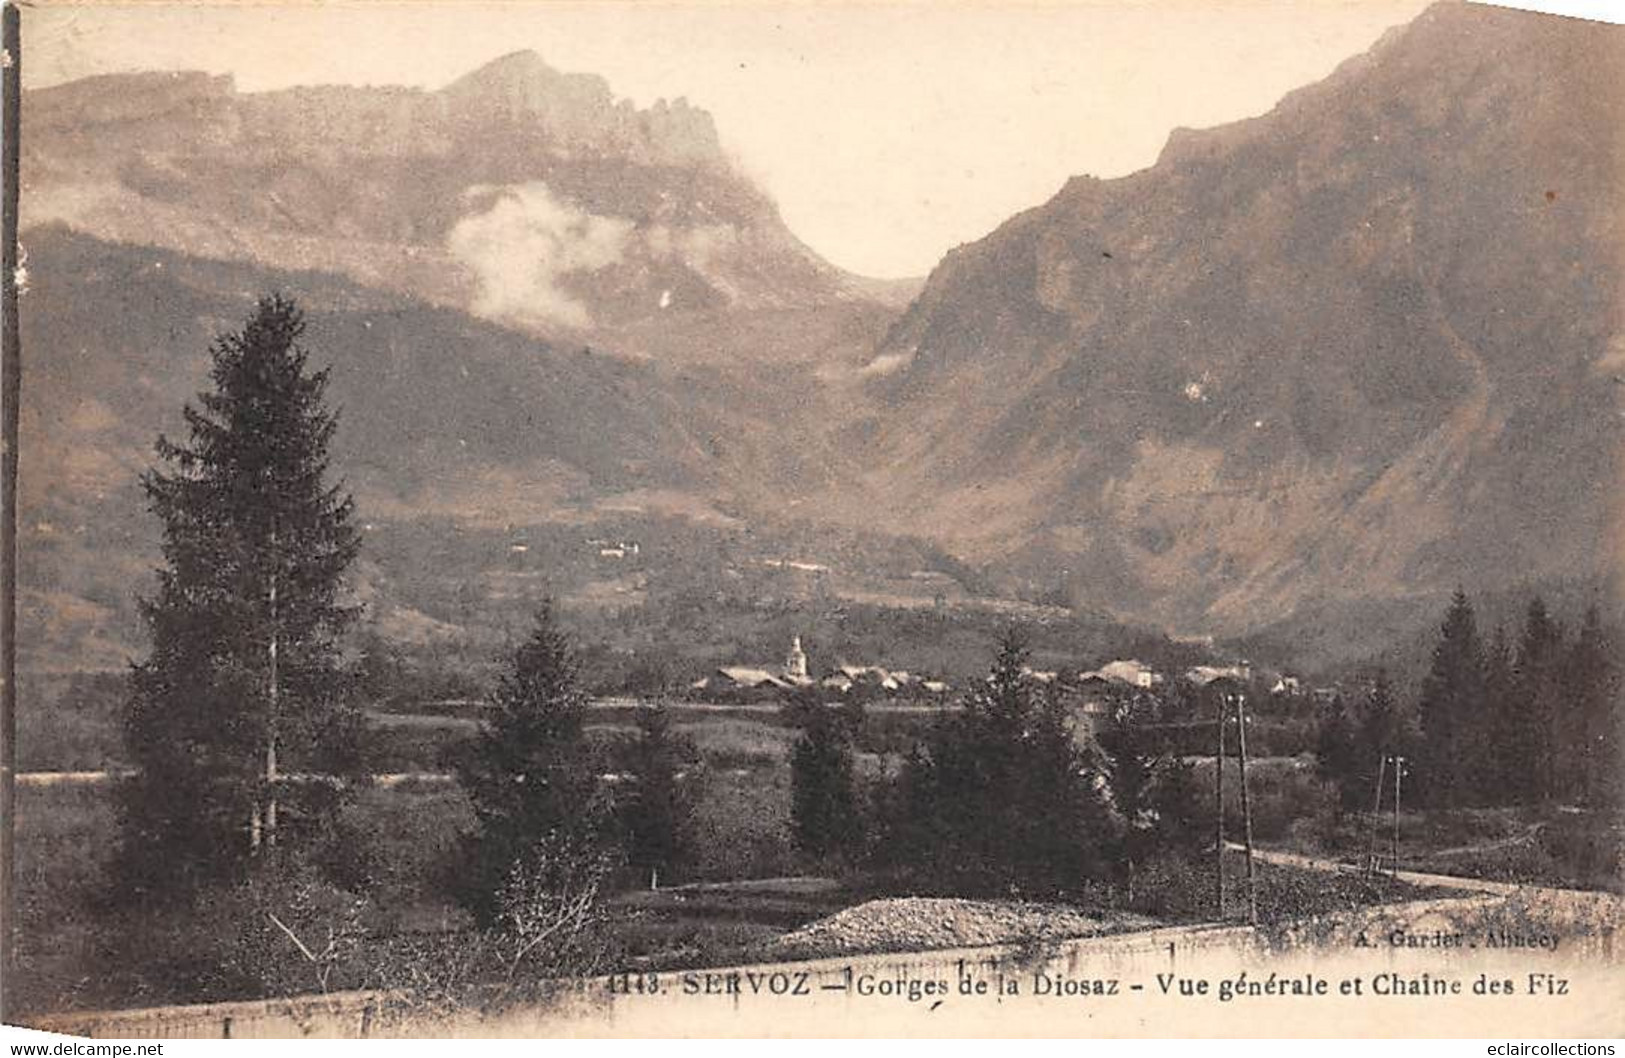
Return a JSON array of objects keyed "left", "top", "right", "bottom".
[
  {"left": 1392, "top": 755, "right": 1406, "bottom": 877},
  {"left": 1366, "top": 753, "right": 1387, "bottom": 876},
  {"left": 1214, "top": 698, "right": 1226, "bottom": 920},
  {"left": 1234, "top": 692, "right": 1257, "bottom": 925}
]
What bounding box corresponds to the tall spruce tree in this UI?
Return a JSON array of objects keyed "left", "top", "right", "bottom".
[
  {"left": 119, "top": 296, "right": 362, "bottom": 899},
  {"left": 455, "top": 604, "right": 609, "bottom": 927},
  {"left": 1513, "top": 598, "right": 1564, "bottom": 803},
  {"left": 1416, "top": 590, "right": 1483, "bottom": 807},
  {"left": 619, "top": 703, "right": 700, "bottom": 887},
  {"left": 1481, "top": 625, "right": 1517, "bottom": 804}
]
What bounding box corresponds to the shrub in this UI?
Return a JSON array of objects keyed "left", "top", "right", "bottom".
[
  {"left": 372, "top": 830, "right": 619, "bottom": 1022},
  {"left": 99, "top": 856, "right": 372, "bottom": 1006}
]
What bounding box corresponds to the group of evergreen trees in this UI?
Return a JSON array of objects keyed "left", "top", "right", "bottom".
[
  {"left": 117, "top": 299, "right": 699, "bottom": 938},
  {"left": 883, "top": 633, "right": 1113, "bottom": 896},
  {"left": 1314, "top": 673, "right": 1405, "bottom": 812},
  {"left": 788, "top": 632, "right": 1204, "bottom": 899},
  {"left": 1317, "top": 590, "right": 1622, "bottom": 813},
  {"left": 447, "top": 603, "right": 700, "bottom": 982},
  {"left": 1419, "top": 591, "right": 1620, "bottom": 808}
]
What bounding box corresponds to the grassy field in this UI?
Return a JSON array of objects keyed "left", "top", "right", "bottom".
[
  {"left": 9, "top": 709, "right": 808, "bottom": 1015},
  {"left": 12, "top": 784, "right": 119, "bottom": 1014},
  {"left": 15, "top": 705, "right": 1619, "bottom": 1017},
  {"left": 340, "top": 701, "right": 938, "bottom": 779}
]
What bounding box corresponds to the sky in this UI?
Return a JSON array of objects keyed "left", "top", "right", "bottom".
[{"left": 20, "top": 0, "right": 1583, "bottom": 278}]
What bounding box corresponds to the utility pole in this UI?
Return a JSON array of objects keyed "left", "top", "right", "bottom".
[
  {"left": 1366, "top": 753, "right": 1388, "bottom": 876},
  {"left": 1, "top": 3, "right": 23, "bottom": 1025},
  {"left": 1234, "top": 692, "right": 1257, "bottom": 925},
  {"left": 1214, "top": 697, "right": 1226, "bottom": 920},
  {"left": 1391, "top": 755, "right": 1406, "bottom": 878}
]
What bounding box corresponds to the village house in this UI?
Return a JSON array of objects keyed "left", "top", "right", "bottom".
[
  {"left": 1185, "top": 662, "right": 1252, "bottom": 687},
  {"left": 1079, "top": 658, "right": 1163, "bottom": 689}
]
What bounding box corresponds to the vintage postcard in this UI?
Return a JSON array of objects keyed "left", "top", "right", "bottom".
[{"left": 1, "top": 0, "right": 1622, "bottom": 1040}]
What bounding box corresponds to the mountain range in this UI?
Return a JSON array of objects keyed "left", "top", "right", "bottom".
[
  {"left": 23, "top": 50, "right": 901, "bottom": 334},
  {"left": 834, "top": 0, "right": 1624, "bottom": 639},
  {"left": 17, "top": 1, "right": 1625, "bottom": 675}
]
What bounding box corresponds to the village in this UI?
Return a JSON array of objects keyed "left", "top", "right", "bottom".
[{"left": 689, "top": 633, "right": 1329, "bottom": 719}]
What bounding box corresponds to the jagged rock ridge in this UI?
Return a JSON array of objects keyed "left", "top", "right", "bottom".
[{"left": 22, "top": 52, "right": 877, "bottom": 335}]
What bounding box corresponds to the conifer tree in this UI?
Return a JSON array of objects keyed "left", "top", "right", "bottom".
[
  {"left": 788, "top": 691, "right": 864, "bottom": 861},
  {"left": 619, "top": 703, "right": 700, "bottom": 887},
  {"left": 1358, "top": 671, "right": 1403, "bottom": 776},
  {"left": 1481, "top": 625, "right": 1518, "bottom": 804},
  {"left": 455, "top": 604, "right": 609, "bottom": 927},
  {"left": 119, "top": 296, "right": 362, "bottom": 899},
  {"left": 1314, "top": 694, "right": 1361, "bottom": 810},
  {"left": 1513, "top": 598, "right": 1563, "bottom": 803},
  {"left": 1416, "top": 590, "right": 1483, "bottom": 807}
]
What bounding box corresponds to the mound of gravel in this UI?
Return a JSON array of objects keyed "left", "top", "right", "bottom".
[{"left": 768, "top": 897, "right": 1158, "bottom": 959}]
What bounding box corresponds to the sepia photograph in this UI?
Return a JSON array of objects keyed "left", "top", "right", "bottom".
[{"left": 0, "top": 0, "right": 1622, "bottom": 1040}]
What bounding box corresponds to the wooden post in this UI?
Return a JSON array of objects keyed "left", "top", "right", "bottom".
[
  {"left": 1, "top": 3, "right": 23, "bottom": 1024},
  {"left": 1235, "top": 692, "right": 1257, "bottom": 926},
  {"left": 1366, "top": 753, "right": 1388, "bottom": 876},
  {"left": 1214, "top": 697, "right": 1226, "bottom": 920},
  {"left": 1391, "top": 755, "right": 1405, "bottom": 877}
]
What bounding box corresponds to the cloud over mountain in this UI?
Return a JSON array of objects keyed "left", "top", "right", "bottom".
[{"left": 448, "top": 182, "right": 633, "bottom": 329}]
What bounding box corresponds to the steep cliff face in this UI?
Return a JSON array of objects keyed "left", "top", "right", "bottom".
[
  {"left": 851, "top": 2, "right": 1625, "bottom": 632},
  {"left": 21, "top": 52, "right": 872, "bottom": 338}
]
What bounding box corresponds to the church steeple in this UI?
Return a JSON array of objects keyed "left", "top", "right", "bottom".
[{"left": 785, "top": 635, "right": 809, "bottom": 682}]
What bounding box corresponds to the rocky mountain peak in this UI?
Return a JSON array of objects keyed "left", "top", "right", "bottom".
[
  {"left": 442, "top": 49, "right": 606, "bottom": 113},
  {"left": 440, "top": 49, "right": 724, "bottom": 167}
]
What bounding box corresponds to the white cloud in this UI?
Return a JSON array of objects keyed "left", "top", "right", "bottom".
[{"left": 447, "top": 182, "right": 632, "bottom": 329}]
